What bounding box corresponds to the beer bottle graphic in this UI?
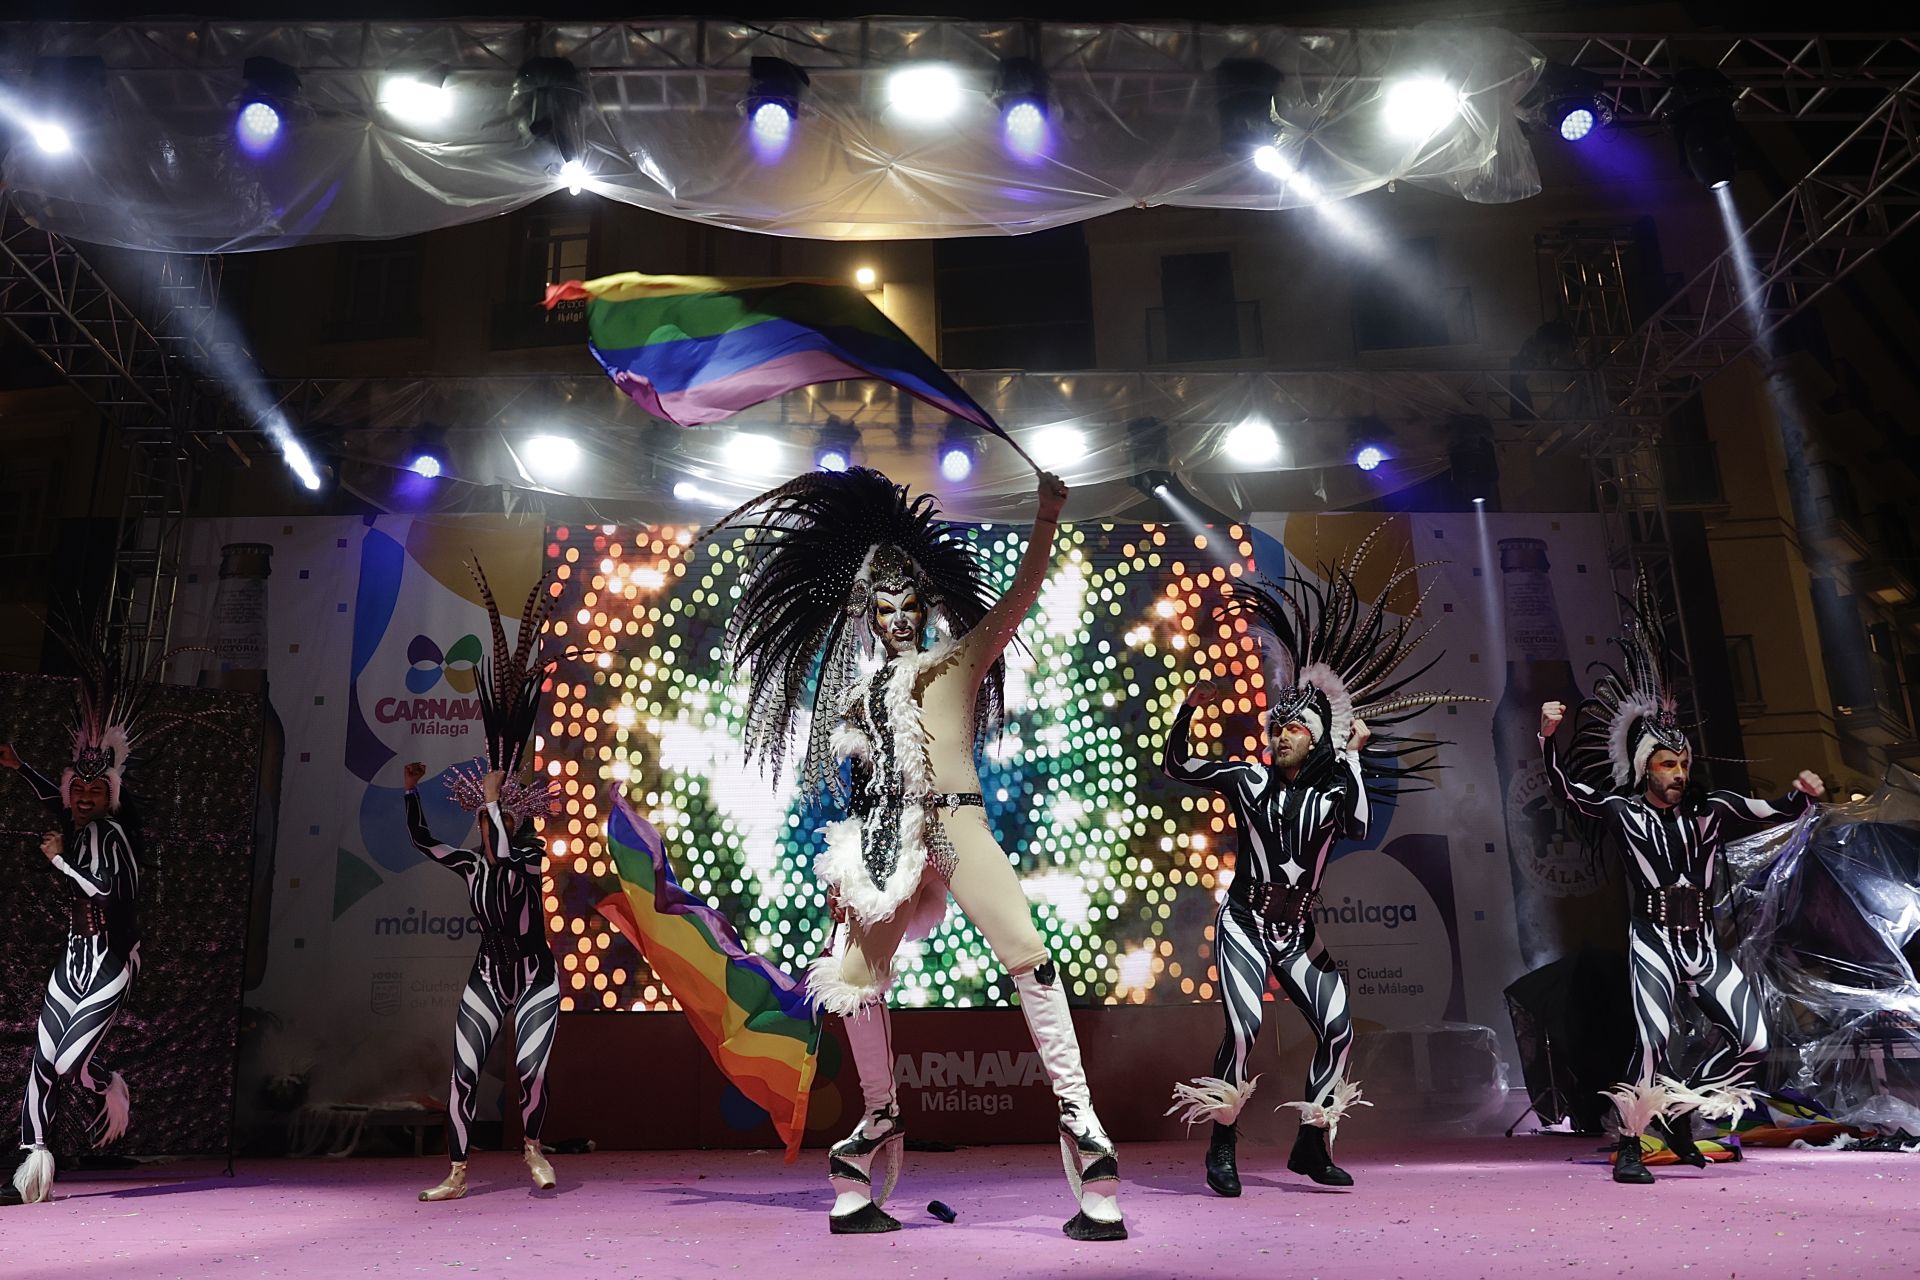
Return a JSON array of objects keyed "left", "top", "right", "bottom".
[
  {"left": 1492, "top": 537, "right": 1624, "bottom": 971},
  {"left": 203, "top": 542, "right": 287, "bottom": 993}
]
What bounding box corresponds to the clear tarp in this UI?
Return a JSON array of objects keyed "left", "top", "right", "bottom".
[
  {"left": 1726, "top": 774, "right": 1920, "bottom": 1133},
  {"left": 1, "top": 19, "right": 1542, "bottom": 251},
  {"left": 273, "top": 370, "right": 1481, "bottom": 523}
]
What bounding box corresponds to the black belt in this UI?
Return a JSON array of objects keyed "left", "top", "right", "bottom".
[
  {"left": 478, "top": 929, "right": 548, "bottom": 971},
  {"left": 854, "top": 790, "right": 984, "bottom": 815},
  {"left": 1234, "top": 881, "right": 1317, "bottom": 927},
  {"left": 1641, "top": 884, "right": 1708, "bottom": 932},
  {"left": 70, "top": 901, "right": 108, "bottom": 937}
]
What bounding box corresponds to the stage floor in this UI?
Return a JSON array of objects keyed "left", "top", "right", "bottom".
[{"left": 7, "top": 1135, "right": 1916, "bottom": 1279}]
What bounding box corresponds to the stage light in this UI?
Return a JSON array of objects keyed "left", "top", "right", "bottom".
[
  {"left": 745, "top": 57, "right": 808, "bottom": 158},
  {"left": 526, "top": 434, "right": 581, "bottom": 483},
  {"left": 1213, "top": 59, "right": 1283, "bottom": 158},
  {"left": 814, "top": 415, "right": 859, "bottom": 473},
  {"left": 1519, "top": 63, "right": 1611, "bottom": 146},
  {"left": 1032, "top": 425, "right": 1088, "bottom": 468},
  {"left": 515, "top": 57, "right": 589, "bottom": 186},
  {"left": 854, "top": 265, "right": 878, "bottom": 290},
  {"left": 407, "top": 454, "right": 444, "bottom": 479},
  {"left": 993, "top": 57, "right": 1050, "bottom": 157},
  {"left": 236, "top": 57, "right": 300, "bottom": 157},
  {"left": 672, "top": 479, "right": 723, "bottom": 505},
  {"left": 1224, "top": 418, "right": 1280, "bottom": 466},
  {"left": 725, "top": 431, "right": 781, "bottom": 476},
  {"left": 1382, "top": 76, "right": 1459, "bottom": 139},
  {"left": 1355, "top": 445, "right": 1385, "bottom": 472},
  {"left": 1665, "top": 67, "right": 1742, "bottom": 190},
  {"left": 559, "top": 157, "right": 588, "bottom": 195},
  {"left": 938, "top": 445, "right": 975, "bottom": 482},
  {"left": 28, "top": 120, "right": 71, "bottom": 155},
  {"left": 281, "top": 438, "right": 323, "bottom": 491},
  {"left": 817, "top": 446, "right": 851, "bottom": 472},
  {"left": 888, "top": 65, "right": 964, "bottom": 122},
  {"left": 1473, "top": 496, "right": 1487, "bottom": 505},
  {"left": 379, "top": 69, "right": 452, "bottom": 125}
]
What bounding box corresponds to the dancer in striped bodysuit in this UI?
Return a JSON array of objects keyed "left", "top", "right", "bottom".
[
  {"left": 1539, "top": 573, "right": 1822, "bottom": 1183},
  {"left": 409, "top": 558, "right": 561, "bottom": 1202},
  {"left": 1165, "top": 542, "right": 1475, "bottom": 1196}
]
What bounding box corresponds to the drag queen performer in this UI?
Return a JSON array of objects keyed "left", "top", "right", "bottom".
[
  {"left": 710, "top": 466, "right": 1125, "bottom": 1240},
  {"left": 1539, "top": 573, "right": 1822, "bottom": 1184},
  {"left": 405, "top": 562, "right": 562, "bottom": 1202},
  {"left": 0, "top": 614, "right": 172, "bottom": 1206},
  {"left": 1164, "top": 543, "right": 1474, "bottom": 1195}
]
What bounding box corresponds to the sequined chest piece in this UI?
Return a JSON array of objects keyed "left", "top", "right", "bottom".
[{"left": 852, "top": 665, "right": 965, "bottom": 889}]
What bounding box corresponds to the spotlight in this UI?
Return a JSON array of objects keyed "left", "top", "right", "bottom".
[
  {"left": 515, "top": 57, "right": 589, "bottom": 180},
  {"left": 745, "top": 56, "right": 808, "bottom": 157},
  {"left": 236, "top": 56, "right": 300, "bottom": 157},
  {"left": 854, "top": 265, "right": 879, "bottom": 290},
  {"left": 281, "top": 438, "right": 323, "bottom": 492},
  {"left": 525, "top": 434, "right": 581, "bottom": 483},
  {"left": 673, "top": 479, "right": 724, "bottom": 505},
  {"left": 28, "top": 120, "right": 71, "bottom": 155},
  {"left": 816, "top": 415, "right": 859, "bottom": 472},
  {"left": 1213, "top": 59, "right": 1283, "bottom": 156},
  {"left": 1382, "top": 76, "right": 1460, "bottom": 140},
  {"left": 1518, "top": 63, "right": 1611, "bottom": 145},
  {"left": 887, "top": 65, "right": 964, "bottom": 122},
  {"left": 1665, "top": 67, "right": 1742, "bottom": 190},
  {"left": 1031, "top": 425, "right": 1088, "bottom": 468},
  {"left": 993, "top": 57, "right": 1050, "bottom": 157},
  {"left": 26, "top": 57, "right": 102, "bottom": 156},
  {"left": 1355, "top": 445, "right": 1385, "bottom": 472},
  {"left": 1348, "top": 415, "right": 1393, "bottom": 473},
  {"left": 1473, "top": 496, "right": 1487, "bottom": 505},
  {"left": 379, "top": 68, "right": 452, "bottom": 125},
  {"left": 937, "top": 421, "right": 978, "bottom": 483},
  {"left": 407, "top": 454, "right": 444, "bottom": 479},
  {"left": 1224, "top": 418, "right": 1281, "bottom": 465},
  {"left": 726, "top": 431, "right": 782, "bottom": 476},
  {"left": 1448, "top": 414, "right": 1498, "bottom": 510}
]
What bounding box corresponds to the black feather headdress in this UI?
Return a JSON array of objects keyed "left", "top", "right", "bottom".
[
  {"left": 1219, "top": 526, "right": 1481, "bottom": 796},
  {"left": 704, "top": 467, "right": 1001, "bottom": 801},
  {"left": 1568, "top": 570, "right": 1691, "bottom": 793},
  {"left": 450, "top": 558, "right": 558, "bottom": 817}
]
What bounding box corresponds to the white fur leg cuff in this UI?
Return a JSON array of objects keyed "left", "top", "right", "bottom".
[
  {"left": 1166, "top": 1075, "right": 1260, "bottom": 1128},
  {"left": 807, "top": 953, "right": 889, "bottom": 1018},
  {"left": 1658, "top": 1073, "right": 1758, "bottom": 1125},
  {"left": 1281, "top": 1077, "right": 1371, "bottom": 1145},
  {"left": 1603, "top": 1080, "right": 1674, "bottom": 1137}
]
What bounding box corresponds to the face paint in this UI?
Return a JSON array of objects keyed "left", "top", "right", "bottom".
[
  {"left": 871, "top": 587, "right": 926, "bottom": 657},
  {"left": 1270, "top": 720, "right": 1315, "bottom": 771}
]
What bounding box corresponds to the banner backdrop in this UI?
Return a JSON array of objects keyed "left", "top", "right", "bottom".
[{"left": 170, "top": 509, "right": 1623, "bottom": 1147}]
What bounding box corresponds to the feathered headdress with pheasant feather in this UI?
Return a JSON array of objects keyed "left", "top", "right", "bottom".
[{"left": 447, "top": 558, "right": 560, "bottom": 820}]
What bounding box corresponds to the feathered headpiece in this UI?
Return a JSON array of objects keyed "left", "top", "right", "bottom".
[
  {"left": 704, "top": 467, "right": 1001, "bottom": 802},
  {"left": 462, "top": 557, "right": 558, "bottom": 811},
  {"left": 444, "top": 757, "right": 560, "bottom": 825},
  {"left": 1570, "top": 570, "right": 1691, "bottom": 791},
  {"left": 1220, "top": 526, "right": 1481, "bottom": 795}
]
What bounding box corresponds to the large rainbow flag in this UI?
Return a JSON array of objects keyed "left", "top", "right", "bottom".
[
  {"left": 544, "top": 272, "right": 1011, "bottom": 442},
  {"left": 596, "top": 795, "right": 819, "bottom": 1161}
]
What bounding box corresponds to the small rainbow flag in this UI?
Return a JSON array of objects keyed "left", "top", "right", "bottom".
[
  {"left": 596, "top": 795, "right": 819, "bottom": 1162},
  {"left": 545, "top": 272, "right": 1011, "bottom": 442}
]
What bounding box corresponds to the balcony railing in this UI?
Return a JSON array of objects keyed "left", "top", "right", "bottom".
[
  {"left": 492, "top": 295, "right": 588, "bottom": 350},
  {"left": 1145, "top": 299, "right": 1264, "bottom": 365}
]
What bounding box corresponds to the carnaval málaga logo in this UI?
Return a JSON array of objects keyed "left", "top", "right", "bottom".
[{"left": 375, "top": 633, "right": 484, "bottom": 737}]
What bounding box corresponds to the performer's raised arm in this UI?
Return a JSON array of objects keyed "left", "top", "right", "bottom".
[
  {"left": 961, "top": 471, "right": 1068, "bottom": 671},
  {"left": 0, "top": 743, "right": 66, "bottom": 824},
  {"left": 1330, "top": 719, "right": 1373, "bottom": 840},
  {"left": 1706, "top": 770, "right": 1823, "bottom": 834},
  {"left": 1162, "top": 681, "right": 1256, "bottom": 794},
  {"left": 402, "top": 761, "right": 467, "bottom": 866},
  {"left": 1537, "top": 701, "right": 1614, "bottom": 820}
]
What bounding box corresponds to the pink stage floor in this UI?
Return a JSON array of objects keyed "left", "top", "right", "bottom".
[{"left": 6, "top": 1135, "right": 1917, "bottom": 1279}]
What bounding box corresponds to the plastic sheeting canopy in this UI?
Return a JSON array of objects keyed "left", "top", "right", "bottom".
[{"left": 1, "top": 18, "right": 1542, "bottom": 252}]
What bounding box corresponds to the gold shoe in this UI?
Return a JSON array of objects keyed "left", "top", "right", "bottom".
[
  {"left": 523, "top": 1140, "right": 555, "bottom": 1190},
  {"left": 418, "top": 1161, "right": 468, "bottom": 1202}
]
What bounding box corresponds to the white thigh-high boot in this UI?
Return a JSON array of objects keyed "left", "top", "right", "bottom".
[
  {"left": 1014, "top": 960, "right": 1127, "bottom": 1242},
  {"left": 811, "top": 955, "right": 905, "bottom": 1235}
]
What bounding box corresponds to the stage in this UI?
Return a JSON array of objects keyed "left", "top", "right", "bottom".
[{"left": 9, "top": 1135, "right": 1914, "bottom": 1279}]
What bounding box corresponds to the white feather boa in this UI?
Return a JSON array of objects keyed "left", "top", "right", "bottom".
[
  {"left": 1166, "top": 1075, "right": 1260, "bottom": 1128},
  {"left": 1657, "top": 1073, "right": 1759, "bottom": 1124},
  {"left": 1281, "top": 1076, "right": 1371, "bottom": 1148},
  {"left": 1602, "top": 1080, "right": 1673, "bottom": 1137},
  {"left": 814, "top": 641, "right": 955, "bottom": 939}
]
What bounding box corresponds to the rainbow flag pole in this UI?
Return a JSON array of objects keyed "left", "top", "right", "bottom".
[
  {"left": 545, "top": 272, "right": 1042, "bottom": 473},
  {"left": 596, "top": 795, "right": 820, "bottom": 1162}
]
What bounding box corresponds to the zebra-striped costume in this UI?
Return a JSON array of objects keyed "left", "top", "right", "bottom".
[
  {"left": 1540, "top": 733, "right": 1811, "bottom": 1112},
  {"left": 13, "top": 761, "right": 140, "bottom": 1157},
  {"left": 405, "top": 792, "right": 558, "bottom": 1163},
  {"left": 1163, "top": 701, "right": 1366, "bottom": 1121}
]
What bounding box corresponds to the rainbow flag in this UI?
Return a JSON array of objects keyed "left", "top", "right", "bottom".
[
  {"left": 545, "top": 272, "right": 1010, "bottom": 441},
  {"left": 596, "top": 795, "right": 819, "bottom": 1162}
]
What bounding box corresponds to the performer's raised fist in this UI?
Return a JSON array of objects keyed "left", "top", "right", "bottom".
[
  {"left": 1539, "top": 701, "right": 1566, "bottom": 736},
  {"left": 1037, "top": 471, "right": 1069, "bottom": 521},
  {"left": 1348, "top": 717, "right": 1372, "bottom": 752},
  {"left": 1186, "top": 679, "right": 1223, "bottom": 709},
  {"left": 402, "top": 761, "right": 427, "bottom": 791},
  {"left": 483, "top": 770, "right": 505, "bottom": 803},
  {"left": 40, "top": 832, "right": 62, "bottom": 862},
  {"left": 0, "top": 743, "right": 20, "bottom": 770},
  {"left": 1793, "top": 770, "right": 1826, "bottom": 798}
]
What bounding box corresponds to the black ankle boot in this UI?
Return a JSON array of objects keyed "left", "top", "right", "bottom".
[
  {"left": 1286, "top": 1124, "right": 1353, "bottom": 1187},
  {"left": 1612, "top": 1133, "right": 1655, "bottom": 1184},
  {"left": 1205, "top": 1122, "right": 1241, "bottom": 1197},
  {"left": 1654, "top": 1115, "right": 1709, "bottom": 1168}
]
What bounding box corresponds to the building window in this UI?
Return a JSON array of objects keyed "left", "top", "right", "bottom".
[
  {"left": 1868, "top": 621, "right": 1911, "bottom": 730},
  {"left": 1352, "top": 238, "right": 1475, "bottom": 351},
  {"left": 1661, "top": 392, "right": 1725, "bottom": 506},
  {"left": 1725, "top": 635, "right": 1763, "bottom": 711},
  {"left": 495, "top": 211, "right": 594, "bottom": 349},
  {"left": 1151, "top": 252, "right": 1260, "bottom": 363},
  {"left": 934, "top": 226, "right": 1093, "bottom": 370},
  {"left": 332, "top": 240, "right": 423, "bottom": 340}
]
